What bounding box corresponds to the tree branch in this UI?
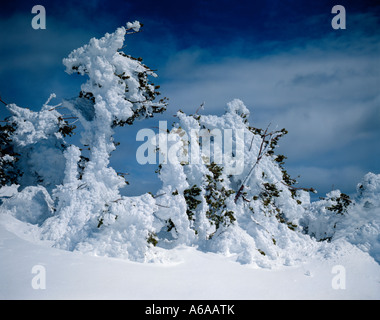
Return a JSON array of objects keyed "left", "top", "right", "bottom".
[
  {"left": 0, "top": 95, "right": 8, "bottom": 106},
  {"left": 236, "top": 124, "right": 274, "bottom": 203},
  {"left": 156, "top": 203, "right": 170, "bottom": 208},
  {"left": 280, "top": 181, "right": 316, "bottom": 193}
]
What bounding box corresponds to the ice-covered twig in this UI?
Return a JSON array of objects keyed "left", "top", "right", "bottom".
[
  {"left": 68, "top": 118, "right": 79, "bottom": 125},
  {"left": 115, "top": 22, "right": 143, "bottom": 52},
  {"left": 43, "top": 93, "right": 56, "bottom": 107}
]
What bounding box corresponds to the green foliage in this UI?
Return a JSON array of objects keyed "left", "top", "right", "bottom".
[
  {"left": 78, "top": 155, "right": 89, "bottom": 180},
  {"left": 266, "top": 128, "right": 288, "bottom": 156},
  {"left": 256, "top": 182, "right": 282, "bottom": 208},
  {"left": 0, "top": 122, "right": 22, "bottom": 186},
  {"left": 204, "top": 163, "right": 236, "bottom": 236},
  {"left": 72, "top": 41, "right": 168, "bottom": 129},
  {"left": 57, "top": 117, "right": 76, "bottom": 137},
  {"left": 181, "top": 163, "right": 236, "bottom": 239},
  {"left": 258, "top": 249, "right": 266, "bottom": 256},
  {"left": 274, "top": 154, "right": 297, "bottom": 187},
  {"left": 253, "top": 182, "right": 298, "bottom": 231},
  {"left": 327, "top": 193, "right": 352, "bottom": 215},
  {"left": 184, "top": 185, "right": 202, "bottom": 221},
  {"left": 276, "top": 211, "right": 298, "bottom": 230},
  {"left": 166, "top": 218, "right": 176, "bottom": 233},
  {"left": 111, "top": 53, "right": 168, "bottom": 127},
  {"left": 248, "top": 126, "right": 288, "bottom": 156},
  {"left": 78, "top": 90, "right": 95, "bottom": 104},
  {"left": 97, "top": 217, "right": 104, "bottom": 228},
  {"left": 147, "top": 232, "right": 158, "bottom": 247},
  {"left": 262, "top": 183, "right": 282, "bottom": 199}
]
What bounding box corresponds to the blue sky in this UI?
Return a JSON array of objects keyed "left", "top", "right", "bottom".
[{"left": 0, "top": 0, "right": 379, "bottom": 198}]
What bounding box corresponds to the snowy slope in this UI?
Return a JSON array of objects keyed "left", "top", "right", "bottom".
[{"left": 1, "top": 214, "right": 379, "bottom": 300}]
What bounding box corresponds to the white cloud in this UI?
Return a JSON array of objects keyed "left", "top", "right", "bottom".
[
  {"left": 161, "top": 24, "right": 380, "bottom": 154},
  {"left": 159, "top": 15, "right": 380, "bottom": 195},
  {"left": 288, "top": 165, "right": 367, "bottom": 197}
]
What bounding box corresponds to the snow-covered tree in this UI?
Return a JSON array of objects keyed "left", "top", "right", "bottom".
[
  {"left": 5, "top": 94, "right": 70, "bottom": 192},
  {"left": 40, "top": 22, "right": 167, "bottom": 260},
  {"left": 61, "top": 21, "right": 166, "bottom": 189},
  {"left": 1, "top": 22, "right": 167, "bottom": 261},
  {"left": 153, "top": 99, "right": 321, "bottom": 266},
  {"left": 0, "top": 121, "right": 20, "bottom": 186},
  {"left": 303, "top": 173, "right": 380, "bottom": 263}
]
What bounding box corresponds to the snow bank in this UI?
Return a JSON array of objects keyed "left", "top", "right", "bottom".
[
  {"left": 1, "top": 214, "right": 379, "bottom": 299},
  {"left": 299, "top": 173, "right": 380, "bottom": 264},
  {"left": 335, "top": 173, "right": 380, "bottom": 263},
  {"left": 0, "top": 186, "right": 54, "bottom": 225}
]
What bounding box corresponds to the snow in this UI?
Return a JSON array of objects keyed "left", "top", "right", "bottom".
[
  {"left": 126, "top": 21, "right": 141, "bottom": 32},
  {"left": 1, "top": 23, "right": 379, "bottom": 300},
  {"left": 1, "top": 214, "right": 379, "bottom": 300}
]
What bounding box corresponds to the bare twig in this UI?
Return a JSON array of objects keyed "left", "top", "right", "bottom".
[
  {"left": 194, "top": 102, "right": 205, "bottom": 115},
  {"left": 242, "top": 196, "right": 251, "bottom": 202},
  {"left": 249, "top": 123, "right": 270, "bottom": 152},
  {"left": 0, "top": 96, "right": 8, "bottom": 106},
  {"left": 117, "top": 172, "right": 130, "bottom": 176},
  {"left": 117, "top": 26, "right": 143, "bottom": 51},
  {"left": 280, "top": 181, "right": 316, "bottom": 193},
  {"left": 235, "top": 124, "right": 282, "bottom": 203},
  {"left": 60, "top": 116, "right": 78, "bottom": 120},
  {"left": 152, "top": 193, "right": 166, "bottom": 199},
  {"left": 150, "top": 126, "right": 169, "bottom": 133},
  {"left": 126, "top": 28, "right": 142, "bottom": 35},
  {"left": 77, "top": 183, "right": 87, "bottom": 190},
  {"left": 156, "top": 203, "right": 170, "bottom": 208}
]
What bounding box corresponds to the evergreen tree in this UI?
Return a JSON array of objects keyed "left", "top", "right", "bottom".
[
  {"left": 153, "top": 99, "right": 319, "bottom": 265},
  {"left": 4, "top": 94, "right": 69, "bottom": 192},
  {"left": 40, "top": 22, "right": 166, "bottom": 258},
  {"left": 0, "top": 121, "right": 21, "bottom": 186}
]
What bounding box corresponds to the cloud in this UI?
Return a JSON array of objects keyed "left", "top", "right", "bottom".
[
  {"left": 1, "top": 5, "right": 378, "bottom": 198},
  {"left": 289, "top": 165, "right": 367, "bottom": 197},
  {"left": 161, "top": 42, "right": 379, "bottom": 151},
  {"left": 157, "top": 11, "right": 380, "bottom": 195},
  {"left": 0, "top": 11, "right": 109, "bottom": 110}
]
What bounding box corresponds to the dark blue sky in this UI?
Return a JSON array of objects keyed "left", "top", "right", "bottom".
[{"left": 1, "top": 0, "right": 379, "bottom": 198}]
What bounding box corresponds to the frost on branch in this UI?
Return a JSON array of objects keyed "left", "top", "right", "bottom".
[
  {"left": 37, "top": 23, "right": 167, "bottom": 258},
  {"left": 0, "top": 122, "right": 20, "bottom": 187},
  {"left": 63, "top": 22, "right": 167, "bottom": 131},
  {"left": 4, "top": 95, "right": 69, "bottom": 192}
]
